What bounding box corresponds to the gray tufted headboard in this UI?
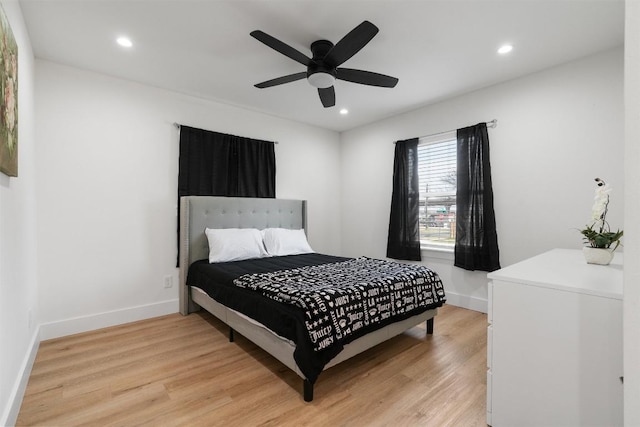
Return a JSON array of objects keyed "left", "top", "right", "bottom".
[{"left": 178, "top": 196, "right": 307, "bottom": 315}]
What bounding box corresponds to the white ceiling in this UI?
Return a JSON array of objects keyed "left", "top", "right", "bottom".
[{"left": 19, "top": 0, "right": 624, "bottom": 132}]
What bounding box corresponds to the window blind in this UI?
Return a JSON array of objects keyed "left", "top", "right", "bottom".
[{"left": 418, "top": 132, "right": 457, "bottom": 247}]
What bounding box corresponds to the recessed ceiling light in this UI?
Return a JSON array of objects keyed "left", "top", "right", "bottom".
[
  {"left": 339, "top": 108, "right": 349, "bottom": 115},
  {"left": 116, "top": 37, "right": 133, "bottom": 48},
  {"left": 498, "top": 44, "right": 513, "bottom": 55}
]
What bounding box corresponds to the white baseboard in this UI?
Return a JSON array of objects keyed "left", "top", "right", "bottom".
[
  {"left": 1, "top": 326, "right": 40, "bottom": 427},
  {"left": 40, "top": 299, "right": 179, "bottom": 340},
  {"left": 444, "top": 291, "right": 488, "bottom": 313}
]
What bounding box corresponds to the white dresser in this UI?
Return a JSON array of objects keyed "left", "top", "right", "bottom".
[{"left": 486, "top": 248, "right": 623, "bottom": 426}]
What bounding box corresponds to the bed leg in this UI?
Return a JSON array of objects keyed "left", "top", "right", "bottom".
[
  {"left": 229, "top": 327, "right": 235, "bottom": 342},
  {"left": 426, "top": 318, "right": 434, "bottom": 335},
  {"left": 303, "top": 379, "right": 314, "bottom": 402}
]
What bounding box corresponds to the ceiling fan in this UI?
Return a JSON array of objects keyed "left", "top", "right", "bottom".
[{"left": 250, "top": 21, "right": 399, "bottom": 108}]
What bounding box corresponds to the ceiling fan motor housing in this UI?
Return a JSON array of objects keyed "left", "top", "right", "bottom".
[{"left": 307, "top": 40, "right": 337, "bottom": 88}]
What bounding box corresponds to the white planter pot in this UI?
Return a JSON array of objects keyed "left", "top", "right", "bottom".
[{"left": 582, "top": 247, "right": 615, "bottom": 265}]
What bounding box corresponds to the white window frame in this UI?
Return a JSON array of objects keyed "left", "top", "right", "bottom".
[{"left": 417, "top": 131, "right": 457, "bottom": 252}]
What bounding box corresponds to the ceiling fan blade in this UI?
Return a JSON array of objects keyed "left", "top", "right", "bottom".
[
  {"left": 324, "top": 21, "right": 379, "bottom": 67},
  {"left": 255, "top": 72, "right": 307, "bottom": 88},
  {"left": 337, "top": 68, "right": 398, "bottom": 88},
  {"left": 250, "top": 30, "right": 311, "bottom": 66},
  {"left": 318, "top": 86, "right": 335, "bottom": 108}
]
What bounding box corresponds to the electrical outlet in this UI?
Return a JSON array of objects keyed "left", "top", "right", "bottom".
[{"left": 164, "top": 276, "right": 173, "bottom": 289}]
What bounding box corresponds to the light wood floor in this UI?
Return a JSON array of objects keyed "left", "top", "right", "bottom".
[{"left": 17, "top": 304, "right": 487, "bottom": 426}]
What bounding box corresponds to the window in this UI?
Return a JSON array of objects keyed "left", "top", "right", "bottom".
[{"left": 417, "top": 131, "right": 457, "bottom": 250}]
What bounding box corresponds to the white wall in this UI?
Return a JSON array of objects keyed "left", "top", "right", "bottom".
[
  {"left": 340, "top": 48, "right": 624, "bottom": 312},
  {"left": 34, "top": 60, "right": 341, "bottom": 339},
  {"left": 624, "top": 1, "right": 640, "bottom": 424},
  {"left": 0, "top": 1, "right": 37, "bottom": 425}
]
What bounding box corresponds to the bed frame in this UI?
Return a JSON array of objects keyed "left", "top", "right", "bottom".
[{"left": 178, "top": 196, "right": 437, "bottom": 401}]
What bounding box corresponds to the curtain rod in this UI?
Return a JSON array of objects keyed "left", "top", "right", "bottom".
[
  {"left": 395, "top": 119, "right": 498, "bottom": 143},
  {"left": 173, "top": 122, "right": 279, "bottom": 144}
]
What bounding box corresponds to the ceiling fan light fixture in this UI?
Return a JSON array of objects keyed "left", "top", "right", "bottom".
[{"left": 307, "top": 71, "right": 336, "bottom": 88}]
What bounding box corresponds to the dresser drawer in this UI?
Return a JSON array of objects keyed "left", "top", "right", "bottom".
[
  {"left": 487, "top": 324, "right": 493, "bottom": 369},
  {"left": 486, "top": 369, "right": 493, "bottom": 426},
  {"left": 487, "top": 281, "right": 493, "bottom": 324}
]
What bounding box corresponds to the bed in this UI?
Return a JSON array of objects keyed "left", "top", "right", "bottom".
[{"left": 178, "top": 196, "right": 445, "bottom": 401}]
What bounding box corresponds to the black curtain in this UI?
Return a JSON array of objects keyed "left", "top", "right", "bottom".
[
  {"left": 178, "top": 125, "right": 275, "bottom": 199},
  {"left": 454, "top": 123, "right": 500, "bottom": 271},
  {"left": 387, "top": 138, "right": 421, "bottom": 261}
]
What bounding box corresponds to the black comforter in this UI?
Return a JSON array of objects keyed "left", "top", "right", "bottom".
[{"left": 187, "top": 253, "right": 445, "bottom": 383}]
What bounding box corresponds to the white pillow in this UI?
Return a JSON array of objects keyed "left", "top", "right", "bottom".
[
  {"left": 262, "top": 228, "right": 314, "bottom": 256},
  {"left": 205, "top": 228, "right": 267, "bottom": 263}
]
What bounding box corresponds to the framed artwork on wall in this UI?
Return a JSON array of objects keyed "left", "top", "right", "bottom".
[{"left": 0, "top": 4, "right": 17, "bottom": 177}]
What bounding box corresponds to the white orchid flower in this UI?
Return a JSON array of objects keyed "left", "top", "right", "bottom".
[{"left": 590, "top": 181, "right": 611, "bottom": 223}]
